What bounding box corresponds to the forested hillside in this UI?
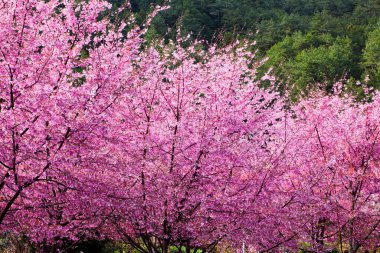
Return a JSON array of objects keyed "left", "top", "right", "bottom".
[{"left": 111, "top": 0, "right": 380, "bottom": 99}]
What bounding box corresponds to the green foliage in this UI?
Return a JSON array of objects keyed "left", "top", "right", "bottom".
[
  {"left": 363, "top": 22, "right": 380, "bottom": 89},
  {"left": 169, "top": 246, "right": 204, "bottom": 253},
  {"left": 259, "top": 32, "right": 353, "bottom": 100},
  {"left": 288, "top": 37, "right": 353, "bottom": 98}
]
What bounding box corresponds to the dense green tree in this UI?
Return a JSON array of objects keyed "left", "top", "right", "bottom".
[
  {"left": 363, "top": 22, "right": 380, "bottom": 88},
  {"left": 259, "top": 32, "right": 354, "bottom": 99},
  {"left": 287, "top": 37, "right": 353, "bottom": 98}
]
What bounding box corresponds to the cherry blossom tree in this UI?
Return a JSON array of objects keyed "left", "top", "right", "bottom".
[
  {"left": 0, "top": 0, "right": 146, "bottom": 240},
  {"left": 278, "top": 91, "right": 380, "bottom": 253},
  {"left": 88, "top": 41, "right": 286, "bottom": 253}
]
